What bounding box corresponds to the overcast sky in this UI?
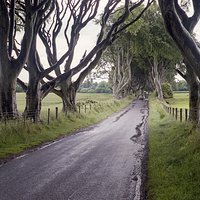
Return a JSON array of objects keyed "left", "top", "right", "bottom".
[{"left": 18, "top": 1, "right": 200, "bottom": 82}]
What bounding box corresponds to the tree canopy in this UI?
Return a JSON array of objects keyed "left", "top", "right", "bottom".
[{"left": 98, "top": 2, "right": 181, "bottom": 99}]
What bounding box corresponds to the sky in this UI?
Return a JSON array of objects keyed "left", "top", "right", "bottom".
[{"left": 18, "top": 1, "right": 200, "bottom": 82}]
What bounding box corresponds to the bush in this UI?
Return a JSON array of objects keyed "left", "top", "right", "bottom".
[{"left": 161, "top": 83, "right": 173, "bottom": 98}]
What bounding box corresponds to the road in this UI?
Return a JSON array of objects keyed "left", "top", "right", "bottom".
[{"left": 0, "top": 99, "right": 148, "bottom": 200}]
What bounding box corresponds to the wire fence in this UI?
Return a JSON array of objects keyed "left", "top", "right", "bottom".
[
  {"left": 161, "top": 103, "right": 197, "bottom": 122},
  {"left": 0, "top": 101, "right": 106, "bottom": 126}
]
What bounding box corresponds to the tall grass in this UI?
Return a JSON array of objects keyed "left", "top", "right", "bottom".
[{"left": 148, "top": 98, "right": 200, "bottom": 200}]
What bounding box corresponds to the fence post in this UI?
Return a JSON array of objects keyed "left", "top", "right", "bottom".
[
  {"left": 90, "top": 104, "right": 92, "bottom": 110},
  {"left": 65, "top": 108, "right": 67, "bottom": 116},
  {"left": 23, "top": 114, "right": 26, "bottom": 127},
  {"left": 48, "top": 108, "right": 50, "bottom": 124},
  {"left": 78, "top": 105, "right": 81, "bottom": 113},
  {"left": 172, "top": 108, "right": 175, "bottom": 117},
  {"left": 185, "top": 109, "right": 188, "bottom": 121},
  {"left": 85, "top": 104, "right": 87, "bottom": 113},
  {"left": 55, "top": 107, "right": 58, "bottom": 119},
  {"left": 175, "top": 108, "right": 178, "bottom": 120},
  {"left": 180, "top": 108, "right": 182, "bottom": 122},
  {"left": 4, "top": 116, "right": 7, "bottom": 126}
]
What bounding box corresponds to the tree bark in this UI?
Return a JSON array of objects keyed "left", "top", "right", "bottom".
[
  {"left": 186, "top": 67, "right": 200, "bottom": 123},
  {"left": 188, "top": 80, "right": 199, "bottom": 124},
  {"left": 25, "top": 77, "right": 41, "bottom": 122},
  {"left": 151, "top": 55, "right": 163, "bottom": 100},
  {"left": 0, "top": 3, "right": 18, "bottom": 118},
  {"left": 60, "top": 82, "right": 76, "bottom": 112},
  {"left": 111, "top": 46, "right": 132, "bottom": 99},
  {"left": 0, "top": 69, "right": 18, "bottom": 118}
]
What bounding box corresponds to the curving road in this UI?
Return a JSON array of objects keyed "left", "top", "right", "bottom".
[{"left": 0, "top": 99, "right": 148, "bottom": 200}]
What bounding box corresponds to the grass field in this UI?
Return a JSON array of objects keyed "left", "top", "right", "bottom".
[
  {"left": 166, "top": 92, "right": 189, "bottom": 108},
  {"left": 148, "top": 96, "right": 200, "bottom": 200},
  {"left": 16, "top": 92, "right": 113, "bottom": 112},
  {"left": 0, "top": 93, "right": 133, "bottom": 160}
]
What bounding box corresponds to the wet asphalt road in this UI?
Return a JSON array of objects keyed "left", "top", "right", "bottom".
[{"left": 0, "top": 99, "right": 148, "bottom": 200}]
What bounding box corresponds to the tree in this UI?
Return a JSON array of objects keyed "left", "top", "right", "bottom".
[
  {"left": 132, "top": 2, "right": 181, "bottom": 100},
  {"left": 18, "top": 0, "right": 154, "bottom": 121},
  {"left": 100, "top": 2, "right": 180, "bottom": 99},
  {"left": 158, "top": 0, "right": 200, "bottom": 124},
  {"left": 0, "top": 0, "right": 52, "bottom": 119},
  {"left": 176, "top": 61, "right": 199, "bottom": 123},
  {"left": 174, "top": 80, "right": 188, "bottom": 91},
  {"left": 95, "top": 81, "right": 112, "bottom": 94},
  {"left": 104, "top": 34, "right": 134, "bottom": 98}
]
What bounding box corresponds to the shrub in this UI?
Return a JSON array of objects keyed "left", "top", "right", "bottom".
[{"left": 161, "top": 83, "right": 173, "bottom": 98}]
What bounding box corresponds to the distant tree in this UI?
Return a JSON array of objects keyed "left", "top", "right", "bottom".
[
  {"left": 95, "top": 81, "right": 112, "bottom": 94},
  {"left": 174, "top": 80, "right": 188, "bottom": 91},
  {"left": 78, "top": 81, "right": 111, "bottom": 94},
  {"left": 132, "top": 2, "right": 181, "bottom": 100},
  {"left": 100, "top": 2, "right": 181, "bottom": 99},
  {"left": 16, "top": 84, "right": 24, "bottom": 93}
]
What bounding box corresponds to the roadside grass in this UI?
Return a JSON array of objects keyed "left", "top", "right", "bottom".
[
  {"left": 166, "top": 92, "right": 189, "bottom": 108},
  {"left": 147, "top": 98, "right": 200, "bottom": 200},
  {"left": 0, "top": 94, "right": 133, "bottom": 160}
]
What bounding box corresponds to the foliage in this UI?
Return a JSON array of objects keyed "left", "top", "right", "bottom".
[
  {"left": 148, "top": 97, "right": 200, "bottom": 200},
  {"left": 16, "top": 84, "right": 24, "bottom": 93},
  {"left": 98, "top": 2, "right": 181, "bottom": 96},
  {"left": 173, "top": 80, "right": 189, "bottom": 91},
  {"left": 161, "top": 83, "right": 173, "bottom": 98},
  {"left": 78, "top": 81, "right": 112, "bottom": 94}
]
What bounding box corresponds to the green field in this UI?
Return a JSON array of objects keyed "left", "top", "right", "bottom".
[
  {"left": 16, "top": 92, "right": 113, "bottom": 112},
  {"left": 166, "top": 92, "right": 189, "bottom": 108},
  {"left": 148, "top": 96, "right": 200, "bottom": 200}
]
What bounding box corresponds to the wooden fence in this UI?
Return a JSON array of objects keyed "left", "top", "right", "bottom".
[
  {"left": 1, "top": 102, "right": 102, "bottom": 126},
  {"left": 162, "top": 103, "right": 189, "bottom": 122}
]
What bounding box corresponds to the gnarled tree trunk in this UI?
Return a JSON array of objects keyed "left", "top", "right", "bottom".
[
  {"left": 151, "top": 55, "right": 163, "bottom": 100},
  {"left": 0, "top": 1, "right": 46, "bottom": 119},
  {"left": 0, "top": 67, "right": 18, "bottom": 118},
  {"left": 176, "top": 63, "right": 200, "bottom": 124},
  {"left": 188, "top": 81, "right": 199, "bottom": 123},
  {"left": 25, "top": 77, "right": 41, "bottom": 122},
  {"left": 111, "top": 47, "right": 132, "bottom": 99},
  {"left": 60, "top": 82, "right": 76, "bottom": 112},
  {"left": 24, "top": 30, "right": 42, "bottom": 121},
  {"left": 186, "top": 67, "right": 200, "bottom": 123}
]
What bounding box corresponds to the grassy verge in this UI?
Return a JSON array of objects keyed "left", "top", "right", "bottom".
[
  {"left": 0, "top": 95, "right": 133, "bottom": 160},
  {"left": 147, "top": 98, "right": 200, "bottom": 200}
]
